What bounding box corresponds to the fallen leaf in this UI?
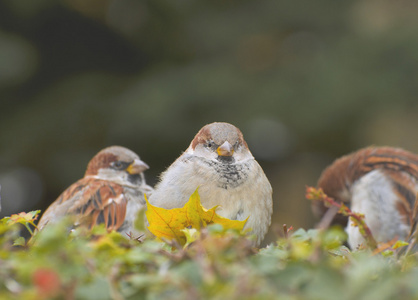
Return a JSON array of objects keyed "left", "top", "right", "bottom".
[{"left": 145, "top": 189, "right": 247, "bottom": 246}]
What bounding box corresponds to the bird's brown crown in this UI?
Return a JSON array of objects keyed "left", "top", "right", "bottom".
[
  {"left": 85, "top": 146, "right": 139, "bottom": 176},
  {"left": 190, "top": 122, "right": 248, "bottom": 150}
]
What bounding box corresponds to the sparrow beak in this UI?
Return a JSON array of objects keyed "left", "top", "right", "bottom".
[
  {"left": 126, "top": 159, "right": 149, "bottom": 175},
  {"left": 217, "top": 141, "right": 234, "bottom": 157}
]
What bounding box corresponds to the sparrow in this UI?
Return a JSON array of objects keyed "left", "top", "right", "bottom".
[
  {"left": 313, "top": 146, "right": 418, "bottom": 249},
  {"left": 149, "top": 122, "right": 273, "bottom": 246},
  {"left": 37, "top": 146, "right": 153, "bottom": 236}
]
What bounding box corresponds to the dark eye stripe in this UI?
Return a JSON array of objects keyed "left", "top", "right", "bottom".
[
  {"left": 112, "top": 161, "right": 131, "bottom": 170},
  {"left": 205, "top": 141, "right": 217, "bottom": 149}
]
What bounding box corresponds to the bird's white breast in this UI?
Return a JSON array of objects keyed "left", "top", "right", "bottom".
[
  {"left": 346, "top": 169, "right": 410, "bottom": 248},
  {"left": 150, "top": 155, "right": 273, "bottom": 245}
]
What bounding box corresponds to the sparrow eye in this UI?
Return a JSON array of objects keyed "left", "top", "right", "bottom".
[
  {"left": 206, "top": 141, "right": 216, "bottom": 149},
  {"left": 113, "top": 161, "right": 124, "bottom": 169}
]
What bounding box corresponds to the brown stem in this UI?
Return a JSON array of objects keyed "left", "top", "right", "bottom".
[{"left": 306, "top": 186, "right": 377, "bottom": 249}]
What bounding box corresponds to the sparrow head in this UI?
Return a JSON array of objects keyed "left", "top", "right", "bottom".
[
  {"left": 187, "top": 122, "right": 253, "bottom": 163},
  {"left": 85, "top": 146, "right": 149, "bottom": 186}
]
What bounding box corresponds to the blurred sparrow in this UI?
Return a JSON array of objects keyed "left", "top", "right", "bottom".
[
  {"left": 314, "top": 147, "right": 418, "bottom": 249},
  {"left": 149, "top": 122, "right": 273, "bottom": 245},
  {"left": 37, "top": 146, "right": 153, "bottom": 236}
]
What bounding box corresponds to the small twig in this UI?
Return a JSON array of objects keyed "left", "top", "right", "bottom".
[
  {"left": 24, "top": 224, "right": 34, "bottom": 236},
  {"left": 283, "top": 224, "right": 288, "bottom": 239},
  {"left": 315, "top": 206, "right": 339, "bottom": 230},
  {"left": 371, "top": 237, "right": 397, "bottom": 256},
  {"left": 125, "top": 232, "right": 144, "bottom": 243},
  {"left": 306, "top": 186, "right": 377, "bottom": 249},
  {"left": 282, "top": 224, "right": 293, "bottom": 239}
]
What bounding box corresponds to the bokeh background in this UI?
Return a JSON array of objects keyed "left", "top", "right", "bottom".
[{"left": 1, "top": 0, "right": 418, "bottom": 244}]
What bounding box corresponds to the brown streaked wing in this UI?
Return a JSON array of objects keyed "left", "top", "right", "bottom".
[
  {"left": 408, "top": 194, "right": 418, "bottom": 241},
  {"left": 356, "top": 148, "right": 418, "bottom": 227},
  {"left": 66, "top": 178, "right": 128, "bottom": 232},
  {"left": 385, "top": 170, "right": 417, "bottom": 226},
  {"left": 357, "top": 147, "right": 418, "bottom": 179}
]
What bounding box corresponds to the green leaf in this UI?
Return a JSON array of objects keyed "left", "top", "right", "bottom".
[
  {"left": 13, "top": 236, "right": 26, "bottom": 247},
  {"left": 381, "top": 250, "right": 394, "bottom": 257},
  {"left": 6, "top": 210, "right": 40, "bottom": 226}
]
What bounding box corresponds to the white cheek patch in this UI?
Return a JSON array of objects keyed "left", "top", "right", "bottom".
[
  {"left": 95, "top": 168, "right": 129, "bottom": 182},
  {"left": 233, "top": 150, "right": 254, "bottom": 162},
  {"left": 188, "top": 145, "right": 218, "bottom": 160}
]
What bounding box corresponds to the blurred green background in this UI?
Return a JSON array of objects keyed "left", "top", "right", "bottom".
[{"left": 1, "top": 0, "right": 418, "bottom": 243}]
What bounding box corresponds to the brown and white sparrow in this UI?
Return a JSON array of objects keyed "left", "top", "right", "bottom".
[
  {"left": 149, "top": 122, "right": 273, "bottom": 246},
  {"left": 37, "top": 146, "right": 153, "bottom": 236},
  {"left": 314, "top": 147, "right": 418, "bottom": 249}
]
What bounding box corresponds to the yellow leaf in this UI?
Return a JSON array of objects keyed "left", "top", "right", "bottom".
[
  {"left": 211, "top": 214, "right": 248, "bottom": 231},
  {"left": 145, "top": 196, "right": 189, "bottom": 245},
  {"left": 392, "top": 240, "right": 409, "bottom": 249},
  {"left": 145, "top": 188, "right": 248, "bottom": 246},
  {"left": 181, "top": 228, "right": 200, "bottom": 247}
]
